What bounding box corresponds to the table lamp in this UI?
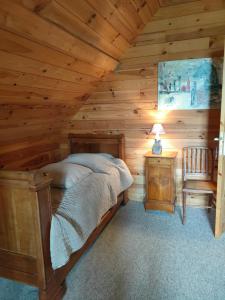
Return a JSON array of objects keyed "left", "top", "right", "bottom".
[{"left": 151, "top": 123, "right": 165, "bottom": 154}]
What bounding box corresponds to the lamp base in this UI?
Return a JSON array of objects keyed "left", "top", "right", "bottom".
[{"left": 152, "top": 139, "right": 162, "bottom": 154}]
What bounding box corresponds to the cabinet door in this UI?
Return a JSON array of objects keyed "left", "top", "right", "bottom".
[{"left": 147, "top": 164, "right": 172, "bottom": 202}]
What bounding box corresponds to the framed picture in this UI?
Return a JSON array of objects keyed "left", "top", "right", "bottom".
[{"left": 158, "top": 58, "right": 223, "bottom": 110}]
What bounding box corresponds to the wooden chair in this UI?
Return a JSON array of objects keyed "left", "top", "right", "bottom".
[{"left": 182, "top": 147, "right": 217, "bottom": 224}]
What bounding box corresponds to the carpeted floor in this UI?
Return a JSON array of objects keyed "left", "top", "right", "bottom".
[{"left": 1, "top": 201, "right": 225, "bottom": 300}]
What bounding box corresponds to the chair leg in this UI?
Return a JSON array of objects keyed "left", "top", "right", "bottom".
[
  {"left": 182, "top": 192, "right": 186, "bottom": 225},
  {"left": 208, "top": 194, "right": 213, "bottom": 213}
]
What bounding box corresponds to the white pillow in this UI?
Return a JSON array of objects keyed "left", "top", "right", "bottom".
[
  {"left": 40, "top": 162, "right": 92, "bottom": 188},
  {"left": 62, "top": 153, "right": 114, "bottom": 174}
]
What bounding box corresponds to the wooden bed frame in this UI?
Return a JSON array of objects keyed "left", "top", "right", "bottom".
[{"left": 0, "top": 134, "right": 128, "bottom": 299}]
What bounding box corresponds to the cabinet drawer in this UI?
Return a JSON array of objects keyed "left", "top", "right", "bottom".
[{"left": 147, "top": 158, "right": 172, "bottom": 166}]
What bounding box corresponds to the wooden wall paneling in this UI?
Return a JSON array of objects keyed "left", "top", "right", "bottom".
[
  {"left": 56, "top": 0, "right": 130, "bottom": 52},
  {"left": 143, "top": 9, "right": 225, "bottom": 34},
  {"left": 153, "top": 1, "right": 206, "bottom": 19},
  {"left": 119, "top": 48, "right": 224, "bottom": 71},
  {"left": 0, "top": 28, "right": 105, "bottom": 79},
  {"left": 136, "top": 25, "right": 225, "bottom": 46},
  {"left": 32, "top": 0, "right": 123, "bottom": 59},
  {"left": 0, "top": 51, "right": 97, "bottom": 87},
  {"left": 159, "top": 0, "right": 199, "bottom": 6},
  {"left": 0, "top": 105, "right": 75, "bottom": 122},
  {"left": 0, "top": 0, "right": 158, "bottom": 174},
  {"left": 108, "top": 0, "right": 144, "bottom": 34},
  {"left": 201, "top": 0, "right": 225, "bottom": 11},
  {"left": 123, "top": 37, "right": 211, "bottom": 59},
  {"left": 0, "top": 0, "right": 118, "bottom": 70},
  {"left": 146, "top": 0, "right": 161, "bottom": 15},
  {"left": 86, "top": 0, "right": 136, "bottom": 42},
  {"left": 130, "top": 0, "right": 153, "bottom": 24},
  {"left": 69, "top": 45, "right": 221, "bottom": 207},
  {"left": 0, "top": 84, "right": 88, "bottom": 105},
  {"left": 0, "top": 69, "right": 94, "bottom": 95},
  {"left": 62, "top": 1, "right": 223, "bottom": 206}
]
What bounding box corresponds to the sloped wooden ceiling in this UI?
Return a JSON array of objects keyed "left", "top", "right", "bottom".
[
  {"left": 0, "top": 0, "right": 160, "bottom": 169},
  {"left": 69, "top": 0, "right": 225, "bottom": 203}
]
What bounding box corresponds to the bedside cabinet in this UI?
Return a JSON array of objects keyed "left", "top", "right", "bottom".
[{"left": 145, "top": 151, "right": 177, "bottom": 213}]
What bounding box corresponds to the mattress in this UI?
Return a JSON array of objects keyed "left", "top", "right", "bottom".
[{"left": 50, "top": 160, "right": 133, "bottom": 269}]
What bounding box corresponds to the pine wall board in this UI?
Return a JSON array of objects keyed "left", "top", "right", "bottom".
[
  {"left": 67, "top": 65, "right": 220, "bottom": 205},
  {"left": 67, "top": 1, "right": 224, "bottom": 206}
]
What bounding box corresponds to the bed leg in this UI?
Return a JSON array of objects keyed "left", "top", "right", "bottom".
[
  {"left": 121, "top": 190, "right": 129, "bottom": 205},
  {"left": 39, "top": 280, "right": 66, "bottom": 300}
]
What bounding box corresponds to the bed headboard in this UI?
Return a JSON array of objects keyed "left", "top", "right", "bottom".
[{"left": 68, "top": 134, "right": 125, "bottom": 160}]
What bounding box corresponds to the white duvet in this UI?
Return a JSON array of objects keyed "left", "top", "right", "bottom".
[{"left": 50, "top": 158, "right": 133, "bottom": 270}]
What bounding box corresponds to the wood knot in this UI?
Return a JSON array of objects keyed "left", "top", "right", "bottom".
[{"left": 139, "top": 68, "right": 146, "bottom": 76}]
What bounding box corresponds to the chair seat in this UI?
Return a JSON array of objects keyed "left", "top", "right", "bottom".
[{"left": 183, "top": 180, "right": 217, "bottom": 194}]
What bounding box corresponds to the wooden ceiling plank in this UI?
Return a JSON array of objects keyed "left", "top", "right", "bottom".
[
  {"left": 34, "top": 0, "right": 123, "bottom": 59},
  {"left": 108, "top": 0, "right": 144, "bottom": 33},
  {"left": 146, "top": 0, "right": 161, "bottom": 15},
  {"left": 87, "top": 0, "right": 136, "bottom": 42},
  {"left": 0, "top": 96, "right": 83, "bottom": 106},
  {"left": 130, "top": 0, "right": 153, "bottom": 24},
  {"left": 0, "top": 50, "right": 97, "bottom": 85},
  {"left": 0, "top": 68, "right": 95, "bottom": 94},
  {"left": 0, "top": 123, "right": 65, "bottom": 143},
  {"left": 56, "top": 0, "right": 130, "bottom": 52},
  {"left": 0, "top": 84, "right": 88, "bottom": 104},
  {"left": 0, "top": 135, "right": 63, "bottom": 155},
  {"left": 0, "top": 0, "right": 118, "bottom": 70},
  {"left": 0, "top": 28, "right": 106, "bottom": 79},
  {"left": 0, "top": 107, "right": 77, "bottom": 123}
]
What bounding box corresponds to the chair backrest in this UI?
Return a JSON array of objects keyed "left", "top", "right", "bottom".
[{"left": 183, "top": 147, "right": 214, "bottom": 181}]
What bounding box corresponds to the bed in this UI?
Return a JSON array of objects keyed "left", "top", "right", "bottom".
[{"left": 0, "top": 134, "right": 130, "bottom": 300}]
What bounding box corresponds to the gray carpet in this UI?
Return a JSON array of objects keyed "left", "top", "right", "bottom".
[{"left": 1, "top": 201, "right": 225, "bottom": 300}]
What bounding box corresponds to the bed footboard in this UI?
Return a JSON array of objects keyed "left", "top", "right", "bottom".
[{"left": 0, "top": 170, "right": 63, "bottom": 298}]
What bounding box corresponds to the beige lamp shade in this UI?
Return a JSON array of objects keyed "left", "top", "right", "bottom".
[{"left": 151, "top": 123, "right": 165, "bottom": 136}]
